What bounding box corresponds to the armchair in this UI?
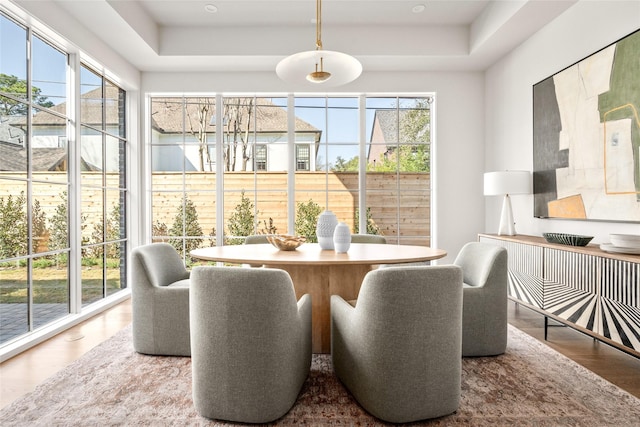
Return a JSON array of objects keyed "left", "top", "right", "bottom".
[
  {"left": 190, "top": 266, "right": 312, "bottom": 423},
  {"left": 131, "top": 243, "right": 191, "bottom": 356},
  {"left": 331, "top": 265, "right": 463, "bottom": 423},
  {"left": 454, "top": 242, "right": 508, "bottom": 356}
]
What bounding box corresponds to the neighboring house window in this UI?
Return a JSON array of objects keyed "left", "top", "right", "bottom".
[
  {"left": 296, "top": 144, "right": 310, "bottom": 171},
  {"left": 255, "top": 144, "right": 267, "bottom": 170}
]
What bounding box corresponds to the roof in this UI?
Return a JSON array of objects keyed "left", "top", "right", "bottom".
[
  {"left": 150, "top": 97, "right": 320, "bottom": 135},
  {"left": 0, "top": 141, "right": 67, "bottom": 171}
]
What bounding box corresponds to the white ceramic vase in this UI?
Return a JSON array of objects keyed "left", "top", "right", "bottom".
[
  {"left": 316, "top": 210, "right": 338, "bottom": 250},
  {"left": 333, "top": 222, "right": 351, "bottom": 253}
]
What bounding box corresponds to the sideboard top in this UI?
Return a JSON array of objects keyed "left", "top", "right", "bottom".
[{"left": 478, "top": 233, "right": 640, "bottom": 263}]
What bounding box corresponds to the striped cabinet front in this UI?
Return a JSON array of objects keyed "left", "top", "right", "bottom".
[
  {"left": 543, "top": 248, "right": 599, "bottom": 333},
  {"left": 478, "top": 236, "right": 543, "bottom": 309},
  {"left": 599, "top": 258, "right": 640, "bottom": 353}
]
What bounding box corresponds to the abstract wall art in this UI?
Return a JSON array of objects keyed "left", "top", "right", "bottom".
[{"left": 533, "top": 29, "right": 640, "bottom": 222}]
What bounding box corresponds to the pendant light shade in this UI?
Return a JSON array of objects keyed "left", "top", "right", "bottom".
[{"left": 276, "top": 0, "right": 362, "bottom": 87}]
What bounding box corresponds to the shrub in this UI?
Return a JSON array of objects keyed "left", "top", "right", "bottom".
[
  {"left": 169, "top": 196, "right": 203, "bottom": 256},
  {"left": 294, "top": 199, "right": 321, "bottom": 242},
  {"left": 354, "top": 207, "right": 381, "bottom": 235},
  {"left": 0, "top": 192, "right": 28, "bottom": 258},
  {"left": 226, "top": 190, "right": 257, "bottom": 245}
]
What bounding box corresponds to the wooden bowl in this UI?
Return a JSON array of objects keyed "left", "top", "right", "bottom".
[{"left": 266, "top": 234, "right": 306, "bottom": 251}]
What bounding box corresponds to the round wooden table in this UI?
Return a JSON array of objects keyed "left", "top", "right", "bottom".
[{"left": 191, "top": 243, "right": 447, "bottom": 353}]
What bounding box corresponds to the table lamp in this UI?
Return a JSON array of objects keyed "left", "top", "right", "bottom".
[{"left": 484, "top": 171, "right": 532, "bottom": 236}]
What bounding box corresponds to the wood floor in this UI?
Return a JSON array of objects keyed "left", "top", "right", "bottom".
[{"left": 1, "top": 298, "right": 639, "bottom": 410}]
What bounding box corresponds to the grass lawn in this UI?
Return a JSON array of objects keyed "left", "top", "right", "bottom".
[{"left": 0, "top": 265, "right": 123, "bottom": 304}]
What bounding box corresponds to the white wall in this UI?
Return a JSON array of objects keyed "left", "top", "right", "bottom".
[
  {"left": 485, "top": 1, "right": 640, "bottom": 243},
  {"left": 143, "top": 71, "right": 486, "bottom": 262}
]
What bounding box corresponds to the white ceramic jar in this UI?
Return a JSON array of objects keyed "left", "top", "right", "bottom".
[
  {"left": 333, "top": 222, "right": 351, "bottom": 253},
  {"left": 316, "top": 210, "right": 338, "bottom": 250}
]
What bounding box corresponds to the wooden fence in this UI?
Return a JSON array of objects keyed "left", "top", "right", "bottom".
[{"left": 0, "top": 171, "right": 430, "bottom": 247}]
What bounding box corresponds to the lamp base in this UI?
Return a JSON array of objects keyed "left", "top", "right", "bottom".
[{"left": 498, "top": 194, "right": 516, "bottom": 236}]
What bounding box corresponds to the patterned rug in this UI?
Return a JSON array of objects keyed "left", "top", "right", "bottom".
[{"left": 2, "top": 324, "right": 640, "bottom": 426}]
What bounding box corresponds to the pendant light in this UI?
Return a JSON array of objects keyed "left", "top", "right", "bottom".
[{"left": 276, "top": 0, "right": 362, "bottom": 87}]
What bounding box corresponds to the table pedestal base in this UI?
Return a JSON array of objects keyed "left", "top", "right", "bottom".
[{"left": 265, "top": 263, "right": 372, "bottom": 353}]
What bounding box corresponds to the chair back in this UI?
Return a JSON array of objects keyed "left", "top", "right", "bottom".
[
  {"left": 332, "top": 265, "right": 463, "bottom": 422},
  {"left": 189, "top": 266, "right": 311, "bottom": 423},
  {"left": 355, "top": 266, "right": 462, "bottom": 352},
  {"left": 453, "top": 242, "right": 507, "bottom": 289},
  {"left": 131, "top": 243, "right": 189, "bottom": 288},
  {"left": 244, "top": 235, "right": 270, "bottom": 244}
]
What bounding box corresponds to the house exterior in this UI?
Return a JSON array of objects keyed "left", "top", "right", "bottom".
[{"left": 150, "top": 97, "right": 322, "bottom": 172}]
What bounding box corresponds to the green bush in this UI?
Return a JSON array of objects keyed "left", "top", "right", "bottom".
[
  {"left": 169, "top": 196, "right": 203, "bottom": 256},
  {"left": 294, "top": 199, "right": 321, "bottom": 242},
  {"left": 0, "top": 192, "right": 28, "bottom": 258},
  {"left": 354, "top": 207, "right": 381, "bottom": 235},
  {"left": 226, "top": 190, "right": 257, "bottom": 245}
]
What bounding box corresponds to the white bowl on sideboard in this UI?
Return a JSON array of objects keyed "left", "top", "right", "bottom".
[{"left": 609, "top": 234, "right": 640, "bottom": 249}]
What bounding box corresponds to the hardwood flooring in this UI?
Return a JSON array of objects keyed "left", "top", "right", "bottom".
[{"left": 1, "top": 298, "right": 639, "bottom": 410}]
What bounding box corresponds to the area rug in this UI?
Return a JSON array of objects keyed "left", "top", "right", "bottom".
[{"left": 2, "top": 325, "right": 640, "bottom": 426}]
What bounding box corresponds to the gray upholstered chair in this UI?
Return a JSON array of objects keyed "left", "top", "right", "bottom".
[
  {"left": 350, "top": 234, "right": 387, "bottom": 244},
  {"left": 331, "top": 265, "right": 463, "bottom": 423},
  {"left": 190, "top": 266, "right": 312, "bottom": 423},
  {"left": 454, "top": 242, "right": 508, "bottom": 357},
  {"left": 244, "top": 234, "right": 269, "bottom": 244},
  {"left": 131, "top": 242, "right": 191, "bottom": 356}
]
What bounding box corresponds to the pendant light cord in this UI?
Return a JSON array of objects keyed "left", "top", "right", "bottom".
[{"left": 315, "top": 0, "right": 323, "bottom": 50}]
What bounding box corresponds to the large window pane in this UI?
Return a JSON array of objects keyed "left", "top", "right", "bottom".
[
  {"left": 80, "top": 66, "right": 103, "bottom": 128},
  {"left": 32, "top": 107, "right": 68, "bottom": 180},
  {"left": 32, "top": 254, "right": 69, "bottom": 329},
  {"left": 0, "top": 261, "right": 28, "bottom": 342},
  {"left": 105, "top": 80, "right": 125, "bottom": 138},
  {"left": 0, "top": 14, "right": 27, "bottom": 100},
  {"left": 0, "top": 96, "right": 28, "bottom": 172},
  {"left": 32, "top": 35, "right": 67, "bottom": 109},
  {"left": 0, "top": 180, "right": 28, "bottom": 259}
]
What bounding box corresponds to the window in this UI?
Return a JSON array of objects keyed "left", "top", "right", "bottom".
[
  {"left": 148, "top": 94, "right": 432, "bottom": 257},
  {"left": 296, "top": 145, "right": 310, "bottom": 171},
  {"left": 0, "top": 11, "right": 128, "bottom": 347},
  {"left": 255, "top": 145, "right": 267, "bottom": 170}
]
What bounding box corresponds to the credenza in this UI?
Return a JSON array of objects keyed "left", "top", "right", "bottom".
[{"left": 478, "top": 233, "right": 640, "bottom": 358}]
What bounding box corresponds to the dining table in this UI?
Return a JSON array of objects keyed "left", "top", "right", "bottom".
[{"left": 190, "top": 242, "right": 447, "bottom": 353}]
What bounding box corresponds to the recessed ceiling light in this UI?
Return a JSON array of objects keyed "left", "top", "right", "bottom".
[
  {"left": 204, "top": 4, "right": 218, "bottom": 13},
  {"left": 412, "top": 4, "right": 426, "bottom": 13}
]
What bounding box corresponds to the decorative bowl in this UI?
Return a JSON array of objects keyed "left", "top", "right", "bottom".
[
  {"left": 542, "top": 232, "right": 593, "bottom": 247},
  {"left": 266, "top": 234, "right": 306, "bottom": 251}
]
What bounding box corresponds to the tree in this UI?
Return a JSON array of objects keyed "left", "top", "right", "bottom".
[
  {"left": 0, "top": 73, "right": 54, "bottom": 115},
  {"left": 372, "top": 144, "right": 429, "bottom": 172},
  {"left": 185, "top": 97, "right": 214, "bottom": 172},
  {"left": 332, "top": 155, "right": 359, "bottom": 172},
  {"left": 334, "top": 100, "right": 432, "bottom": 172},
  {"left": 223, "top": 97, "right": 255, "bottom": 172}
]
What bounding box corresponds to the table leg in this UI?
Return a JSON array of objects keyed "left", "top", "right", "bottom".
[{"left": 265, "top": 263, "right": 371, "bottom": 353}]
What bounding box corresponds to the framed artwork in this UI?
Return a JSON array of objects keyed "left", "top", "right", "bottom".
[{"left": 533, "top": 29, "right": 640, "bottom": 222}]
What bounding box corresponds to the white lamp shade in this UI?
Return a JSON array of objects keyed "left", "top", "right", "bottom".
[
  {"left": 484, "top": 171, "right": 532, "bottom": 196},
  {"left": 276, "top": 50, "right": 362, "bottom": 87}
]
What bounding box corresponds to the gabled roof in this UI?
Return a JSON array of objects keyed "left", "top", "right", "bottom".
[{"left": 151, "top": 97, "right": 319, "bottom": 135}]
